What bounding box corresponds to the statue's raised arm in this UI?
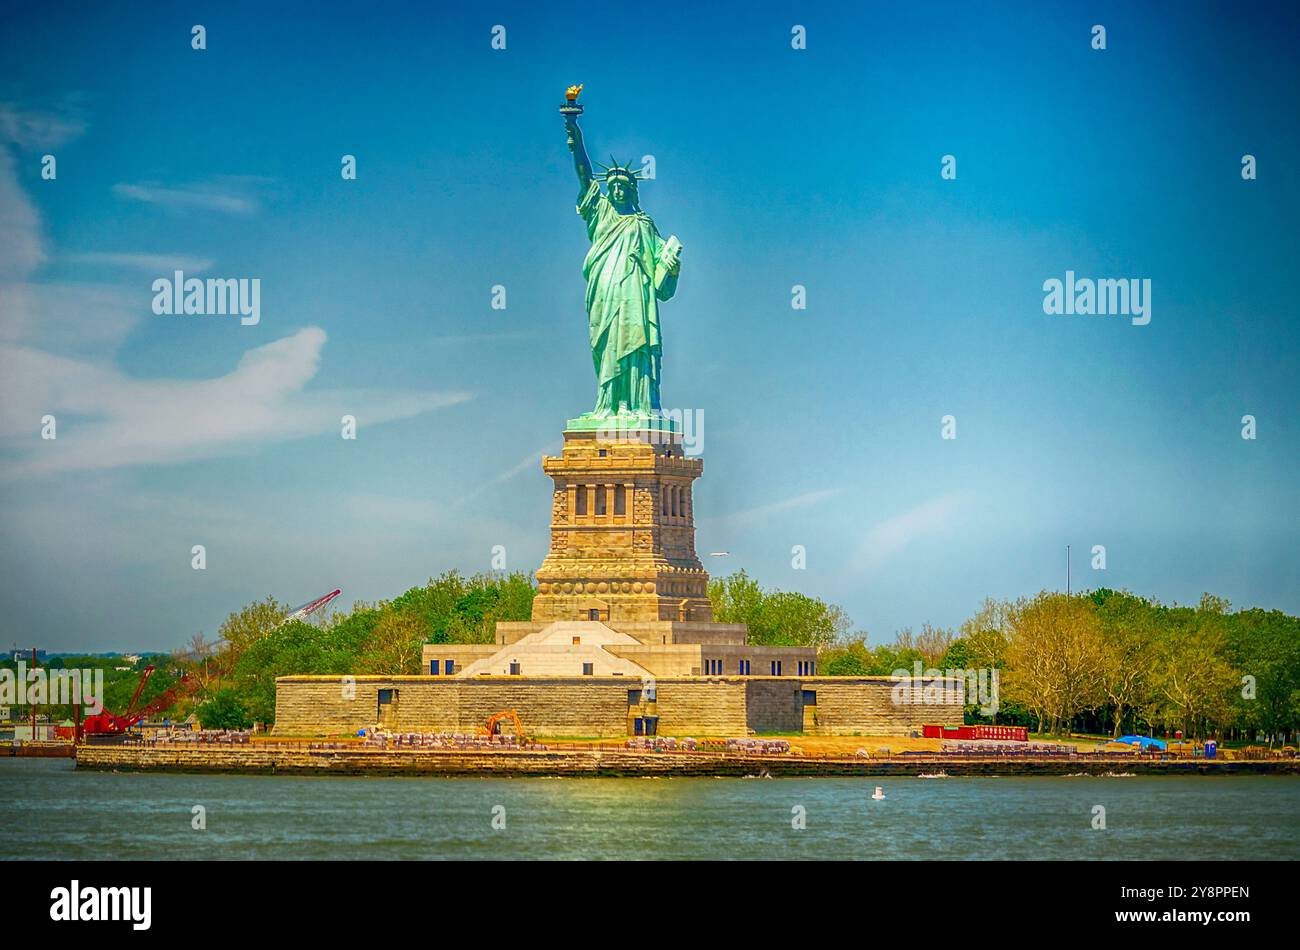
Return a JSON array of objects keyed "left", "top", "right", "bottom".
[
  {"left": 566, "top": 121, "right": 592, "bottom": 197},
  {"left": 562, "top": 85, "right": 592, "bottom": 200}
]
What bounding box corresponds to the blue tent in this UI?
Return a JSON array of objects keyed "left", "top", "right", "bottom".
[{"left": 1116, "top": 734, "right": 1166, "bottom": 751}]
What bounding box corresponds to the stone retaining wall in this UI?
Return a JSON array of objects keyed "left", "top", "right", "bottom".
[
  {"left": 273, "top": 674, "right": 963, "bottom": 738},
  {"left": 804, "top": 678, "right": 962, "bottom": 736},
  {"left": 74, "top": 744, "right": 1300, "bottom": 778},
  {"left": 275, "top": 676, "right": 632, "bottom": 738}
]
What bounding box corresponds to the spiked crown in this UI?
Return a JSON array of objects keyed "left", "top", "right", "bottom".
[{"left": 594, "top": 156, "right": 644, "bottom": 187}]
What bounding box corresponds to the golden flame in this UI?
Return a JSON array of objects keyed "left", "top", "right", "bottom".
[{"left": 565, "top": 84, "right": 583, "bottom": 102}]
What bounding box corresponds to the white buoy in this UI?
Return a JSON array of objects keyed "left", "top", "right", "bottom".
[{"left": 871, "top": 785, "right": 885, "bottom": 800}]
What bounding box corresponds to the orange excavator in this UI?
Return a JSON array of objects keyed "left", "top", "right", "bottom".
[{"left": 480, "top": 710, "right": 529, "bottom": 743}]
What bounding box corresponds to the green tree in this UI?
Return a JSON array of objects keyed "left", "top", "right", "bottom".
[
  {"left": 1226, "top": 608, "right": 1300, "bottom": 744},
  {"left": 819, "top": 639, "right": 874, "bottom": 676},
  {"left": 217, "top": 596, "right": 287, "bottom": 663},
  {"left": 356, "top": 611, "right": 427, "bottom": 675},
  {"left": 1093, "top": 589, "right": 1160, "bottom": 737},
  {"left": 231, "top": 618, "right": 370, "bottom": 723},
  {"left": 1005, "top": 592, "right": 1106, "bottom": 735},
  {"left": 197, "top": 688, "right": 252, "bottom": 730},
  {"left": 892, "top": 624, "right": 957, "bottom": 666},
  {"left": 959, "top": 597, "right": 1013, "bottom": 670},
  {"left": 389, "top": 570, "right": 536, "bottom": 643},
  {"left": 1156, "top": 605, "right": 1237, "bottom": 739},
  {"left": 390, "top": 571, "right": 470, "bottom": 640},
  {"left": 709, "top": 570, "right": 848, "bottom": 647}
]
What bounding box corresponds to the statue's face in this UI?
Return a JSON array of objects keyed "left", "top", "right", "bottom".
[{"left": 608, "top": 178, "right": 636, "bottom": 212}]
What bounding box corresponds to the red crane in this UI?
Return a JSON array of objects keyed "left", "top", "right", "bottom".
[
  {"left": 82, "top": 665, "right": 193, "bottom": 739},
  {"left": 75, "top": 586, "right": 340, "bottom": 741}
]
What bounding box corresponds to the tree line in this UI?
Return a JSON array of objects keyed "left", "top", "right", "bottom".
[
  {"left": 184, "top": 570, "right": 537, "bottom": 727},
  {"left": 813, "top": 588, "right": 1299, "bottom": 743},
  {"left": 53, "top": 568, "right": 1294, "bottom": 742}
]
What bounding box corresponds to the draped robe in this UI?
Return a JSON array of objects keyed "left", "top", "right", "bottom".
[{"left": 577, "top": 179, "right": 678, "bottom": 415}]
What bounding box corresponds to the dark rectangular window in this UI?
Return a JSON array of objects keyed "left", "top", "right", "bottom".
[
  {"left": 595, "top": 486, "right": 607, "bottom": 515},
  {"left": 444, "top": 660, "right": 454, "bottom": 675},
  {"left": 802, "top": 690, "right": 817, "bottom": 706},
  {"left": 614, "top": 484, "right": 626, "bottom": 515},
  {"left": 627, "top": 689, "right": 642, "bottom": 705},
  {"left": 576, "top": 486, "right": 587, "bottom": 515},
  {"left": 430, "top": 660, "right": 439, "bottom": 675},
  {"left": 377, "top": 689, "right": 394, "bottom": 705},
  {"left": 582, "top": 662, "right": 594, "bottom": 676},
  {"left": 509, "top": 661, "right": 520, "bottom": 675}
]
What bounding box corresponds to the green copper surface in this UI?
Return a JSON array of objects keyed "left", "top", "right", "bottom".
[{"left": 563, "top": 94, "right": 681, "bottom": 424}]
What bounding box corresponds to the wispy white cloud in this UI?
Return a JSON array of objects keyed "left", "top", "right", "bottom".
[
  {"left": 0, "top": 104, "right": 462, "bottom": 479},
  {"left": 0, "top": 112, "right": 151, "bottom": 357},
  {"left": 0, "top": 281, "right": 141, "bottom": 355},
  {"left": 492, "top": 445, "right": 552, "bottom": 484},
  {"left": 0, "top": 101, "right": 86, "bottom": 149},
  {"left": 853, "top": 491, "right": 971, "bottom": 572},
  {"left": 112, "top": 181, "right": 258, "bottom": 215},
  {"left": 0, "top": 148, "right": 46, "bottom": 278},
  {"left": 0, "top": 326, "right": 470, "bottom": 478},
  {"left": 463, "top": 444, "right": 554, "bottom": 501},
  {"left": 706, "top": 488, "right": 840, "bottom": 531},
  {"left": 63, "top": 252, "right": 215, "bottom": 273}
]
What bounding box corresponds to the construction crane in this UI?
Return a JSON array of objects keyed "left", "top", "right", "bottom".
[
  {"left": 81, "top": 665, "right": 196, "bottom": 741},
  {"left": 76, "top": 586, "right": 341, "bottom": 741},
  {"left": 282, "top": 588, "right": 342, "bottom": 624}
]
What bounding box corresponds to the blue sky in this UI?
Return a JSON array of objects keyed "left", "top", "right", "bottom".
[{"left": 1, "top": 0, "right": 1296, "bottom": 651}]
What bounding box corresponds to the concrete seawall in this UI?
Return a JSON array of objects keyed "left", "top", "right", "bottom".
[{"left": 73, "top": 745, "right": 1300, "bottom": 778}]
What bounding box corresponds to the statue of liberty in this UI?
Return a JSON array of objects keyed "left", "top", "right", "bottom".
[{"left": 562, "top": 87, "right": 681, "bottom": 426}]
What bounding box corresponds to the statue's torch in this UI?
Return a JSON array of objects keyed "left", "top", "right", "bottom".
[{"left": 561, "top": 83, "right": 584, "bottom": 147}]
